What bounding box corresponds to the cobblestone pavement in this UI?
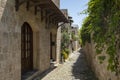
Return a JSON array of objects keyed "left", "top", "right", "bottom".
[{"left": 35, "top": 49, "right": 98, "bottom": 80}]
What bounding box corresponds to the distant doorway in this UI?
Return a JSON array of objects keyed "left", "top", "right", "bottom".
[
  {"left": 50, "top": 32, "right": 53, "bottom": 60},
  {"left": 21, "top": 22, "right": 33, "bottom": 74}
]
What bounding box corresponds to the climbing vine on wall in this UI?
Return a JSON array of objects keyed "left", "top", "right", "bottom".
[
  {"left": 61, "top": 26, "right": 70, "bottom": 60},
  {"left": 80, "top": 0, "right": 120, "bottom": 75}
]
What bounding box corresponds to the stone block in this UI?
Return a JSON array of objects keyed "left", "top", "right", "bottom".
[{"left": 0, "top": 54, "right": 4, "bottom": 61}]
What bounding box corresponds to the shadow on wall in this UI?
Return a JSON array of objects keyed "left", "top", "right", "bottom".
[{"left": 72, "top": 49, "right": 98, "bottom": 80}]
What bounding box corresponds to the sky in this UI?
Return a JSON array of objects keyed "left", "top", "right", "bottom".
[{"left": 60, "top": 0, "right": 89, "bottom": 28}]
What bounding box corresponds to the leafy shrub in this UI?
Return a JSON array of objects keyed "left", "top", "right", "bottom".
[
  {"left": 64, "top": 48, "right": 69, "bottom": 55},
  {"left": 62, "top": 51, "right": 68, "bottom": 59}
]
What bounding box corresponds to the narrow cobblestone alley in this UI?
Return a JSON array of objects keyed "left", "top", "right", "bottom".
[{"left": 34, "top": 49, "right": 98, "bottom": 80}]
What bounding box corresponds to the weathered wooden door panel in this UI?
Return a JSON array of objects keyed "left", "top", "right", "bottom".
[{"left": 21, "top": 23, "right": 33, "bottom": 74}]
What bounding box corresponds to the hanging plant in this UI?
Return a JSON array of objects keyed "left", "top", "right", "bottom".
[{"left": 80, "top": 0, "right": 120, "bottom": 75}]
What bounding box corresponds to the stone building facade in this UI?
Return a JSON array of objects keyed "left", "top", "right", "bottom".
[
  {"left": 56, "top": 26, "right": 62, "bottom": 64},
  {"left": 0, "top": 0, "right": 68, "bottom": 80},
  {"left": 61, "top": 9, "right": 68, "bottom": 19},
  {"left": 56, "top": 9, "right": 69, "bottom": 63},
  {"left": 71, "top": 26, "right": 79, "bottom": 51},
  {"left": 52, "top": 0, "right": 60, "bottom": 8},
  {"left": 83, "top": 42, "right": 120, "bottom": 80}
]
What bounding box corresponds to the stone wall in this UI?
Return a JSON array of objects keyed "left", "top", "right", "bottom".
[
  {"left": 71, "top": 27, "right": 79, "bottom": 51},
  {"left": 0, "top": 0, "right": 21, "bottom": 80},
  {"left": 56, "top": 26, "right": 61, "bottom": 63},
  {"left": 52, "top": 0, "right": 60, "bottom": 8},
  {"left": 73, "top": 41, "right": 79, "bottom": 51},
  {"left": 0, "top": 0, "right": 57, "bottom": 80},
  {"left": 61, "top": 9, "right": 68, "bottom": 19},
  {"left": 83, "top": 42, "right": 120, "bottom": 80}
]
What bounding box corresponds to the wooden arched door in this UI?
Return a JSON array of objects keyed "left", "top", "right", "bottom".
[{"left": 21, "top": 22, "right": 33, "bottom": 74}]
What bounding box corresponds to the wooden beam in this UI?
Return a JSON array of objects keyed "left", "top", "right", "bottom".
[
  {"left": 29, "top": 1, "right": 49, "bottom": 7},
  {"left": 46, "top": 11, "right": 55, "bottom": 18},
  {"left": 15, "top": 0, "right": 30, "bottom": 11},
  {"left": 34, "top": 5, "right": 38, "bottom": 15},
  {"left": 54, "top": 17, "right": 63, "bottom": 23},
  {"left": 15, "top": 0, "right": 19, "bottom": 11},
  {"left": 45, "top": 10, "right": 48, "bottom": 24},
  {"left": 41, "top": 9, "right": 44, "bottom": 21},
  {"left": 52, "top": 18, "right": 57, "bottom": 25},
  {"left": 26, "top": 1, "right": 30, "bottom": 11},
  {"left": 18, "top": 0, "right": 29, "bottom": 6},
  {"left": 52, "top": 16, "right": 62, "bottom": 22},
  {"left": 55, "top": 16, "right": 66, "bottom": 22},
  {"left": 15, "top": 0, "right": 68, "bottom": 23},
  {"left": 49, "top": 13, "right": 59, "bottom": 19},
  {"left": 49, "top": 16, "right": 52, "bottom": 24}
]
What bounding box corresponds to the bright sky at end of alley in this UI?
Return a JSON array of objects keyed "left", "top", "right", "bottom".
[{"left": 60, "top": 0, "right": 89, "bottom": 28}]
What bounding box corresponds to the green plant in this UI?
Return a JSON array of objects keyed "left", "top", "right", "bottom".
[
  {"left": 71, "top": 32, "right": 78, "bottom": 41},
  {"left": 61, "top": 32, "right": 70, "bottom": 50},
  {"left": 62, "top": 51, "right": 68, "bottom": 59},
  {"left": 61, "top": 26, "right": 70, "bottom": 60},
  {"left": 80, "top": 0, "right": 120, "bottom": 74},
  {"left": 80, "top": 17, "right": 91, "bottom": 45},
  {"left": 98, "top": 55, "right": 106, "bottom": 64},
  {"left": 64, "top": 48, "right": 69, "bottom": 55}
]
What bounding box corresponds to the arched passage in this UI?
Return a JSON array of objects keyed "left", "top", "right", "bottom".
[{"left": 21, "top": 22, "right": 33, "bottom": 74}]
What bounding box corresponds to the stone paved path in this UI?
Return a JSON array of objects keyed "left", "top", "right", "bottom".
[{"left": 35, "top": 49, "right": 98, "bottom": 80}]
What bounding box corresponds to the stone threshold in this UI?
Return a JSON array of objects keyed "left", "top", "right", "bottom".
[
  {"left": 22, "top": 70, "right": 40, "bottom": 80},
  {"left": 22, "top": 62, "right": 59, "bottom": 80},
  {"left": 32, "top": 66, "right": 57, "bottom": 80}
]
